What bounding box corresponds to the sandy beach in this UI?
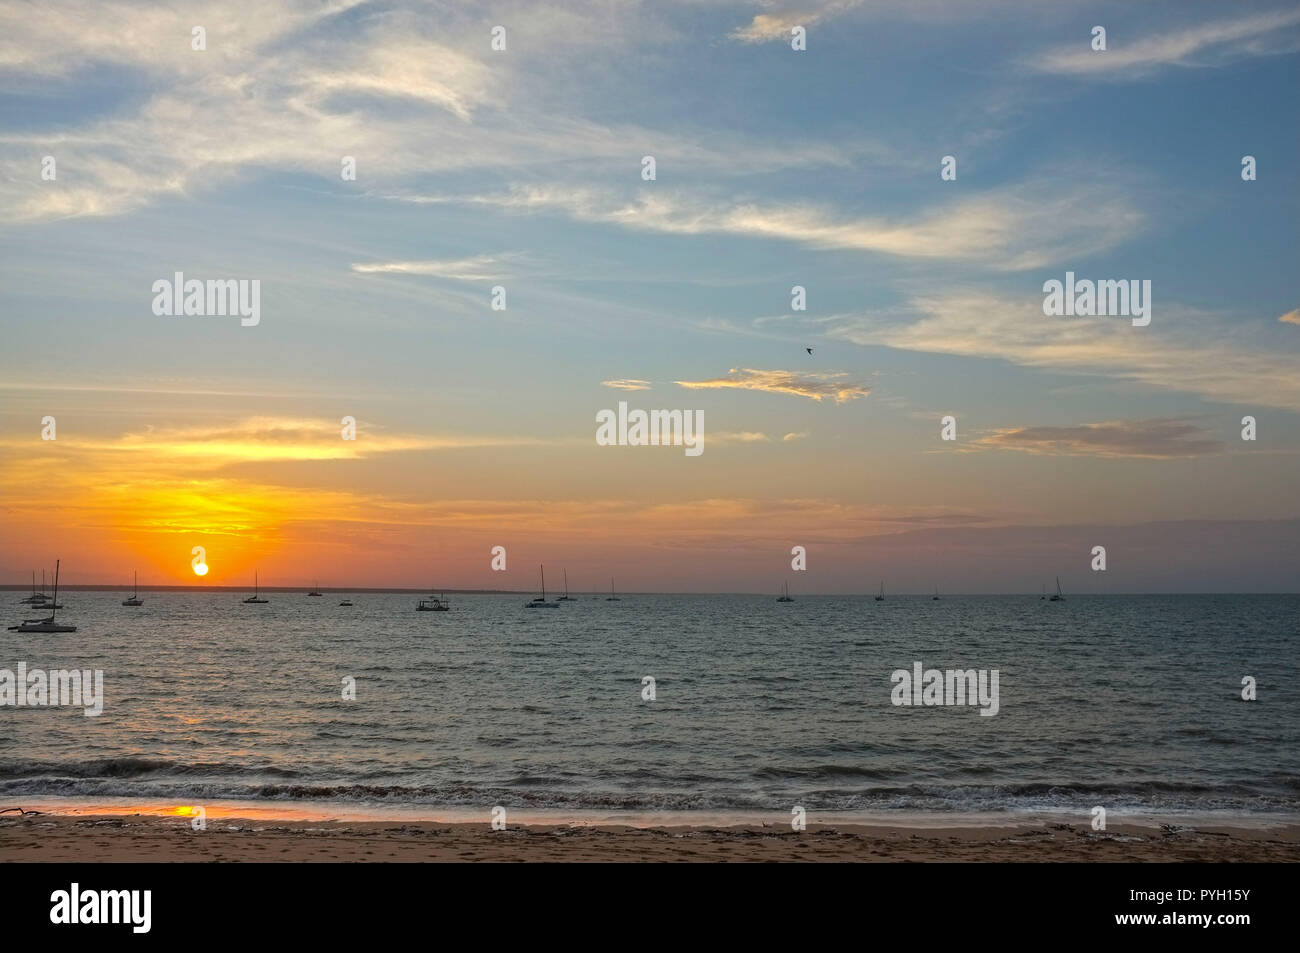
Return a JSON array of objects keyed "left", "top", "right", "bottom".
[{"left": 4, "top": 810, "right": 1298, "bottom": 862}]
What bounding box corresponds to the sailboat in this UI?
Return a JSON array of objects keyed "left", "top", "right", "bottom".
[
  {"left": 777, "top": 581, "right": 793, "bottom": 602},
  {"left": 557, "top": 569, "right": 576, "bottom": 601},
  {"left": 1049, "top": 576, "right": 1064, "bottom": 601},
  {"left": 34, "top": 569, "right": 63, "bottom": 607},
  {"left": 526, "top": 565, "right": 559, "bottom": 608},
  {"left": 19, "top": 571, "right": 46, "bottom": 605},
  {"left": 121, "top": 570, "right": 143, "bottom": 606},
  {"left": 932, "top": 585, "right": 940, "bottom": 601},
  {"left": 9, "top": 559, "right": 76, "bottom": 632},
  {"left": 606, "top": 576, "right": 621, "bottom": 602},
  {"left": 307, "top": 581, "right": 323, "bottom": 597},
  {"left": 243, "top": 571, "right": 269, "bottom": 604},
  {"left": 875, "top": 581, "right": 885, "bottom": 602}
]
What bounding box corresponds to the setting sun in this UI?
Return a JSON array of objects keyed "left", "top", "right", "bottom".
[{"left": 193, "top": 562, "right": 208, "bottom": 576}]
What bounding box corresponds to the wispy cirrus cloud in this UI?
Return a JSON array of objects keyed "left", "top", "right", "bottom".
[
  {"left": 351, "top": 254, "right": 519, "bottom": 281},
  {"left": 400, "top": 179, "right": 1142, "bottom": 270},
  {"left": 602, "top": 379, "right": 653, "bottom": 391},
  {"left": 675, "top": 368, "right": 870, "bottom": 402},
  {"left": 1028, "top": 8, "right": 1300, "bottom": 78},
  {"left": 0, "top": 1, "right": 857, "bottom": 226},
  {"left": 0, "top": 417, "right": 556, "bottom": 466},
  {"left": 829, "top": 292, "right": 1300, "bottom": 410},
  {"left": 971, "top": 418, "right": 1221, "bottom": 459}
]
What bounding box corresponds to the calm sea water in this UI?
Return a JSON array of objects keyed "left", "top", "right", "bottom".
[{"left": 2, "top": 592, "right": 1298, "bottom": 818}]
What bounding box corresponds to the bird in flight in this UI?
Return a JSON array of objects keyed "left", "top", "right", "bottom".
[{"left": 806, "top": 347, "right": 813, "bottom": 355}]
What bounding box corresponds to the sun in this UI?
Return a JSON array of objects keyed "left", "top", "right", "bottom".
[{"left": 193, "top": 562, "right": 209, "bottom": 576}]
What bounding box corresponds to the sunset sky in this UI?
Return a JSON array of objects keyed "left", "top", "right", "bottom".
[{"left": 1, "top": 0, "right": 1297, "bottom": 593}]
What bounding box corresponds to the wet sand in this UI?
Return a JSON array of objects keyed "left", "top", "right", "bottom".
[{"left": 4, "top": 812, "right": 1298, "bottom": 862}]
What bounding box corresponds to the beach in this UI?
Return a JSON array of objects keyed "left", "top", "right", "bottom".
[{"left": 4, "top": 809, "right": 1298, "bottom": 862}]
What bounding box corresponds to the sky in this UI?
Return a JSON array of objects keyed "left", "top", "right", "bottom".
[{"left": 0, "top": 0, "right": 1297, "bottom": 593}]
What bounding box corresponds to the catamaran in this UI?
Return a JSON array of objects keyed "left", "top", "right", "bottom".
[
  {"left": 9, "top": 559, "right": 76, "bottom": 632},
  {"left": 875, "top": 581, "right": 885, "bottom": 602},
  {"left": 243, "top": 571, "right": 269, "bottom": 604},
  {"left": 1049, "top": 577, "right": 1064, "bottom": 602},
  {"left": 557, "top": 569, "right": 576, "bottom": 601},
  {"left": 606, "top": 576, "right": 621, "bottom": 602},
  {"left": 777, "top": 581, "right": 793, "bottom": 602},
  {"left": 121, "top": 570, "right": 143, "bottom": 606},
  {"left": 526, "top": 565, "right": 559, "bottom": 608}
]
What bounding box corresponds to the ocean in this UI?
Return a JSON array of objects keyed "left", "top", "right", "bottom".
[{"left": 3, "top": 592, "right": 1298, "bottom": 822}]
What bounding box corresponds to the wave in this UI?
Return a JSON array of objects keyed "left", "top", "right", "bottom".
[{"left": 3, "top": 767, "right": 1297, "bottom": 813}]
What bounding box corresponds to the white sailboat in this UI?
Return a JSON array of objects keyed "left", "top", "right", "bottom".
[
  {"left": 121, "top": 570, "right": 143, "bottom": 606},
  {"left": 243, "top": 571, "right": 269, "bottom": 604},
  {"left": 9, "top": 559, "right": 76, "bottom": 632},
  {"left": 526, "top": 565, "right": 559, "bottom": 608}
]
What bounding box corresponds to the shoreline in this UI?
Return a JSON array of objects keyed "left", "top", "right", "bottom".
[
  {"left": 7, "top": 797, "right": 1300, "bottom": 830},
  {"left": 4, "top": 812, "right": 1298, "bottom": 863},
  {"left": 5, "top": 801, "right": 1299, "bottom": 862}
]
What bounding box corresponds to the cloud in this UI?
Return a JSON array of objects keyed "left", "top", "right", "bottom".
[
  {"left": 972, "top": 419, "right": 1221, "bottom": 459},
  {"left": 828, "top": 292, "right": 1300, "bottom": 410},
  {"left": 0, "top": 1, "right": 856, "bottom": 226},
  {"left": 404, "top": 179, "right": 1142, "bottom": 270},
  {"left": 730, "top": 1, "right": 863, "bottom": 44},
  {"left": 21, "top": 416, "right": 557, "bottom": 465},
  {"left": 783, "top": 431, "right": 808, "bottom": 441},
  {"left": 1029, "top": 9, "right": 1300, "bottom": 77},
  {"left": 351, "top": 255, "right": 516, "bottom": 281},
  {"left": 674, "top": 368, "right": 870, "bottom": 402},
  {"left": 602, "top": 379, "right": 653, "bottom": 391},
  {"left": 1279, "top": 309, "right": 1300, "bottom": 326}
]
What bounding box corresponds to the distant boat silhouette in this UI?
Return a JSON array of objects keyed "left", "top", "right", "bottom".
[
  {"left": 932, "top": 585, "right": 939, "bottom": 601},
  {"left": 875, "top": 581, "right": 885, "bottom": 602},
  {"left": 19, "top": 571, "right": 46, "bottom": 605},
  {"left": 9, "top": 559, "right": 76, "bottom": 632},
  {"left": 527, "top": 565, "right": 559, "bottom": 608},
  {"left": 557, "top": 569, "right": 576, "bottom": 601},
  {"left": 121, "top": 570, "right": 143, "bottom": 606},
  {"left": 338, "top": 598, "right": 353, "bottom": 607},
  {"left": 243, "top": 571, "right": 268, "bottom": 604},
  {"left": 418, "top": 587, "right": 449, "bottom": 611},
  {"left": 1050, "top": 576, "right": 1064, "bottom": 602},
  {"left": 606, "top": 576, "right": 621, "bottom": 601},
  {"left": 777, "top": 581, "right": 793, "bottom": 602},
  {"left": 1040, "top": 582, "right": 1046, "bottom": 600},
  {"left": 307, "top": 581, "right": 322, "bottom": 597}
]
